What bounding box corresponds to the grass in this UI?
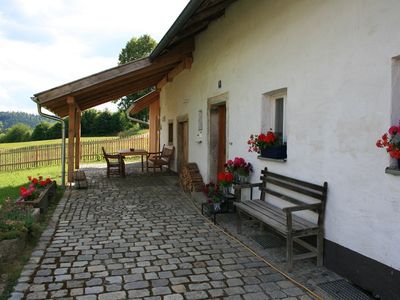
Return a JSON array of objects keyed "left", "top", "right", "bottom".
[
  {"left": 0, "top": 187, "right": 65, "bottom": 300},
  {"left": 0, "top": 136, "right": 119, "bottom": 149},
  {"left": 0, "top": 131, "right": 149, "bottom": 150},
  {"left": 0, "top": 165, "right": 63, "bottom": 205}
]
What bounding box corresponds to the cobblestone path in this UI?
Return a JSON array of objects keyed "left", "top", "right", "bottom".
[{"left": 10, "top": 172, "right": 313, "bottom": 300}]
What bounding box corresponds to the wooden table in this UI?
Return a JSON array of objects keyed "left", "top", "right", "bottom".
[{"left": 118, "top": 149, "right": 148, "bottom": 172}]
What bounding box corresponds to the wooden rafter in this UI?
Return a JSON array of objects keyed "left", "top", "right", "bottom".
[
  {"left": 157, "top": 56, "right": 193, "bottom": 90},
  {"left": 129, "top": 91, "right": 160, "bottom": 115}
]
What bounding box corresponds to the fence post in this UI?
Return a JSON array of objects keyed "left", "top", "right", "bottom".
[{"left": 35, "top": 146, "right": 39, "bottom": 168}]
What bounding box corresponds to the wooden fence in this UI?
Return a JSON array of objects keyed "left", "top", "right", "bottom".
[{"left": 0, "top": 134, "right": 149, "bottom": 172}]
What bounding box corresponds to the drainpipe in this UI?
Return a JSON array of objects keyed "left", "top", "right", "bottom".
[
  {"left": 125, "top": 111, "right": 149, "bottom": 126},
  {"left": 125, "top": 92, "right": 151, "bottom": 126},
  {"left": 31, "top": 96, "right": 66, "bottom": 187}
]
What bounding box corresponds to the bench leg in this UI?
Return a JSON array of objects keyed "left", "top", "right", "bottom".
[
  {"left": 236, "top": 210, "right": 242, "bottom": 234},
  {"left": 317, "top": 230, "right": 324, "bottom": 267},
  {"left": 286, "top": 234, "right": 293, "bottom": 272}
]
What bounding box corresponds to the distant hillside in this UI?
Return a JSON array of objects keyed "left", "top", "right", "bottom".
[{"left": 0, "top": 111, "right": 53, "bottom": 130}]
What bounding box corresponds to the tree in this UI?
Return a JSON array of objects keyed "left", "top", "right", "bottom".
[
  {"left": 47, "top": 122, "right": 63, "bottom": 140},
  {"left": 0, "top": 121, "right": 3, "bottom": 133},
  {"left": 0, "top": 123, "right": 31, "bottom": 143},
  {"left": 81, "top": 109, "right": 99, "bottom": 136},
  {"left": 118, "top": 34, "right": 157, "bottom": 65},
  {"left": 93, "top": 110, "right": 113, "bottom": 136},
  {"left": 114, "top": 34, "right": 157, "bottom": 125},
  {"left": 31, "top": 122, "right": 51, "bottom": 140}
]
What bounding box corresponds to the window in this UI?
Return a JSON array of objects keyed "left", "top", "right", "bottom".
[
  {"left": 262, "top": 89, "right": 287, "bottom": 143},
  {"left": 168, "top": 121, "right": 174, "bottom": 145}
]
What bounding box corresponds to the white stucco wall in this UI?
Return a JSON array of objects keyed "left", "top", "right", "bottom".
[{"left": 159, "top": 0, "right": 400, "bottom": 270}]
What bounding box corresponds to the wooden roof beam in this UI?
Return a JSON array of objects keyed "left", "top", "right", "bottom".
[
  {"left": 156, "top": 56, "right": 193, "bottom": 90},
  {"left": 36, "top": 38, "right": 195, "bottom": 105},
  {"left": 128, "top": 91, "right": 160, "bottom": 115}
]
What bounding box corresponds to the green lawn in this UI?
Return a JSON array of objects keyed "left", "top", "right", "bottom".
[
  {"left": 0, "top": 136, "right": 119, "bottom": 149},
  {"left": 0, "top": 165, "right": 63, "bottom": 205}
]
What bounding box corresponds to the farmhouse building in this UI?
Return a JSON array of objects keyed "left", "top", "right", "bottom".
[{"left": 34, "top": 0, "right": 400, "bottom": 298}]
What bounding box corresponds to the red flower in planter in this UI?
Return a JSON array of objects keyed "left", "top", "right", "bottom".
[
  {"left": 248, "top": 130, "right": 279, "bottom": 153},
  {"left": 376, "top": 124, "right": 400, "bottom": 161},
  {"left": 32, "top": 178, "right": 38, "bottom": 185},
  {"left": 39, "top": 180, "right": 47, "bottom": 187}
]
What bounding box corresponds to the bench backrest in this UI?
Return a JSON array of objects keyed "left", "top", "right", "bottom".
[{"left": 260, "top": 167, "right": 328, "bottom": 227}]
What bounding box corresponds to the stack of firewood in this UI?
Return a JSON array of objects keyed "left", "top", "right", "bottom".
[{"left": 180, "top": 163, "right": 205, "bottom": 192}]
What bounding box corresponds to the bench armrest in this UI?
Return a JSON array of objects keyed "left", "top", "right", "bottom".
[
  {"left": 233, "top": 182, "right": 262, "bottom": 202},
  {"left": 282, "top": 203, "right": 322, "bottom": 213},
  {"left": 233, "top": 182, "right": 262, "bottom": 190},
  {"left": 106, "top": 154, "right": 123, "bottom": 159},
  {"left": 147, "top": 151, "right": 162, "bottom": 155}
]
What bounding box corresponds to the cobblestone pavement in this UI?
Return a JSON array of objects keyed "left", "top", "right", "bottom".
[{"left": 10, "top": 165, "right": 317, "bottom": 300}]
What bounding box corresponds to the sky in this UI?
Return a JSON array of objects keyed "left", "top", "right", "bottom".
[{"left": 0, "top": 0, "right": 190, "bottom": 114}]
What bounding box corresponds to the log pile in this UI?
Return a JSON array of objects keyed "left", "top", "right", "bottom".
[
  {"left": 180, "top": 163, "right": 205, "bottom": 192},
  {"left": 74, "top": 170, "right": 88, "bottom": 189}
]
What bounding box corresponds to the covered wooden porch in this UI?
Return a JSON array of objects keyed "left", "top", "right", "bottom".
[
  {"left": 32, "top": 0, "right": 235, "bottom": 182},
  {"left": 34, "top": 40, "right": 193, "bottom": 182}
]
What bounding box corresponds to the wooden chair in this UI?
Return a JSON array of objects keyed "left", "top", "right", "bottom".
[
  {"left": 102, "top": 147, "right": 125, "bottom": 178},
  {"left": 146, "top": 145, "right": 175, "bottom": 173}
]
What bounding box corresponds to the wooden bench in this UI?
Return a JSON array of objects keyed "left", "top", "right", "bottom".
[{"left": 234, "top": 167, "right": 328, "bottom": 271}]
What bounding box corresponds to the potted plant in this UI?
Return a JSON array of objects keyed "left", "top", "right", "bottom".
[
  {"left": 217, "top": 172, "right": 234, "bottom": 195},
  {"left": 0, "top": 198, "right": 37, "bottom": 264},
  {"left": 225, "top": 157, "right": 253, "bottom": 183},
  {"left": 248, "top": 130, "right": 287, "bottom": 159},
  {"left": 203, "top": 183, "right": 223, "bottom": 212},
  {"left": 376, "top": 124, "right": 400, "bottom": 169}
]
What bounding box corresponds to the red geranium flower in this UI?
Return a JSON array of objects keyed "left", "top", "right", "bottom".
[
  {"left": 377, "top": 123, "right": 400, "bottom": 163},
  {"left": 247, "top": 130, "right": 278, "bottom": 153}
]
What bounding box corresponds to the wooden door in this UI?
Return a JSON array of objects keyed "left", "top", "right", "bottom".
[
  {"left": 217, "top": 105, "right": 226, "bottom": 174},
  {"left": 178, "top": 121, "right": 189, "bottom": 172}
]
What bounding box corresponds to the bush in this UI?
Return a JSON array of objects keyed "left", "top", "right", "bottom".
[
  {"left": 118, "top": 124, "right": 141, "bottom": 138},
  {"left": 0, "top": 198, "right": 35, "bottom": 241},
  {"left": 0, "top": 123, "right": 31, "bottom": 143},
  {"left": 31, "top": 122, "right": 51, "bottom": 141}
]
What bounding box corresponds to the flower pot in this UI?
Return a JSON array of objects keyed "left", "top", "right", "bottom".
[
  {"left": 221, "top": 186, "right": 231, "bottom": 196},
  {"left": 260, "top": 145, "right": 287, "bottom": 159},
  {"left": 238, "top": 175, "right": 249, "bottom": 184},
  {"left": 17, "top": 181, "right": 57, "bottom": 214},
  {"left": 213, "top": 203, "right": 221, "bottom": 212}
]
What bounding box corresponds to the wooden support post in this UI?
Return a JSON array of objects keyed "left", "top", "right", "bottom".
[
  {"left": 67, "top": 96, "right": 76, "bottom": 183},
  {"left": 75, "top": 108, "right": 81, "bottom": 170}
]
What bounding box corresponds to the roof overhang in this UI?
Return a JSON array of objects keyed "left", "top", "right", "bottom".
[
  {"left": 33, "top": 0, "right": 236, "bottom": 118},
  {"left": 34, "top": 39, "right": 194, "bottom": 117}
]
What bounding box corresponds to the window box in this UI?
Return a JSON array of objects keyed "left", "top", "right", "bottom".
[{"left": 260, "top": 145, "right": 287, "bottom": 160}]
